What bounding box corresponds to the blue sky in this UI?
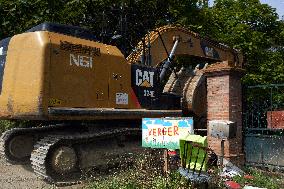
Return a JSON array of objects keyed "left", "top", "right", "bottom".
[
  {"left": 209, "top": 0, "right": 284, "bottom": 18},
  {"left": 260, "top": 0, "right": 284, "bottom": 17}
]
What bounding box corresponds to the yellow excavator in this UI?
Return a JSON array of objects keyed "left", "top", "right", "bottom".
[{"left": 0, "top": 22, "right": 242, "bottom": 182}]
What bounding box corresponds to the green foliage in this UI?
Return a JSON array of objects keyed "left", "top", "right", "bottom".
[
  {"left": 86, "top": 149, "right": 190, "bottom": 189},
  {"left": 0, "top": 0, "right": 208, "bottom": 55},
  {"left": 0, "top": 120, "right": 40, "bottom": 134},
  {"left": 0, "top": 120, "right": 17, "bottom": 133},
  {"left": 4, "top": 0, "right": 283, "bottom": 85},
  {"left": 151, "top": 172, "right": 192, "bottom": 189},
  {"left": 233, "top": 168, "right": 284, "bottom": 189},
  {"left": 205, "top": 0, "right": 279, "bottom": 49},
  {"left": 86, "top": 169, "right": 192, "bottom": 189},
  {"left": 0, "top": 0, "right": 284, "bottom": 85},
  {"left": 0, "top": 0, "right": 72, "bottom": 39},
  {"left": 86, "top": 149, "right": 226, "bottom": 189},
  {"left": 197, "top": 0, "right": 284, "bottom": 85},
  {"left": 86, "top": 157, "right": 284, "bottom": 189},
  {"left": 88, "top": 174, "right": 139, "bottom": 189}
]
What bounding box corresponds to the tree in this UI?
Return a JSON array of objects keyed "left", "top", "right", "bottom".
[
  {"left": 1, "top": 0, "right": 283, "bottom": 84},
  {"left": 196, "top": 0, "right": 284, "bottom": 85},
  {"left": 0, "top": 0, "right": 207, "bottom": 55},
  {"left": 0, "top": 0, "right": 71, "bottom": 39}
]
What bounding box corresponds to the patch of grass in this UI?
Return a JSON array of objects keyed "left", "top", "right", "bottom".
[
  {"left": 0, "top": 120, "right": 35, "bottom": 134},
  {"left": 85, "top": 149, "right": 223, "bottom": 189},
  {"left": 151, "top": 171, "right": 193, "bottom": 189},
  {"left": 87, "top": 166, "right": 284, "bottom": 189},
  {"left": 85, "top": 150, "right": 284, "bottom": 189},
  {"left": 87, "top": 173, "right": 139, "bottom": 189},
  {"left": 86, "top": 150, "right": 173, "bottom": 189},
  {"left": 233, "top": 167, "right": 284, "bottom": 189},
  {"left": 0, "top": 120, "right": 17, "bottom": 134},
  {"left": 86, "top": 169, "right": 192, "bottom": 189}
]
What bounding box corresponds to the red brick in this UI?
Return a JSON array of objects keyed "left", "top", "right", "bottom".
[{"left": 204, "top": 61, "right": 245, "bottom": 166}]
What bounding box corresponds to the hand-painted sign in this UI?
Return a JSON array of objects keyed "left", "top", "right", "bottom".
[{"left": 142, "top": 117, "right": 194, "bottom": 149}]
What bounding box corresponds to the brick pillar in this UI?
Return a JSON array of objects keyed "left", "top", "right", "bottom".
[{"left": 204, "top": 62, "right": 245, "bottom": 166}]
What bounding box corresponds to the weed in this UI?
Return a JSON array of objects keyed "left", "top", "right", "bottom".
[
  {"left": 86, "top": 154, "right": 284, "bottom": 189},
  {"left": 0, "top": 120, "right": 17, "bottom": 134},
  {"left": 233, "top": 167, "right": 284, "bottom": 189},
  {"left": 0, "top": 120, "right": 39, "bottom": 134},
  {"left": 86, "top": 149, "right": 220, "bottom": 189}
]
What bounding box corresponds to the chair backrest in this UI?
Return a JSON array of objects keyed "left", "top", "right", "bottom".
[
  {"left": 180, "top": 135, "right": 209, "bottom": 177},
  {"left": 181, "top": 141, "right": 209, "bottom": 176}
]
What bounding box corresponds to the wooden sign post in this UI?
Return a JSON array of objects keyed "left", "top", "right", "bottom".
[{"left": 163, "top": 149, "right": 169, "bottom": 175}]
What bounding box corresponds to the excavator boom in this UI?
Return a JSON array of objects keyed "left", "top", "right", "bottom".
[{"left": 127, "top": 25, "right": 243, "bottom": 68}]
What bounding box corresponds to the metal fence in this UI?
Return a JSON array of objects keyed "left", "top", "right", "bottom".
[{"left": 243, "top": 84, "right": 284, "bottom": 171}]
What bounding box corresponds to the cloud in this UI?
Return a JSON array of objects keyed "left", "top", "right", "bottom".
[
  {"left": 154, "top": 119, "right": 164, "bottom": 125},
  {"left": 178, "top": 121, "right": 189, "bottom": 127},
  {"left": 142, "top": 123, "right": 148, "bottom": 129},
  {"left": 186, "top": 119, "right": 193, "bottom": 126},
  {"left": 163, "top": 121, "right": 173, "bottom": 126},
  {"left": 145, "top": 120, "right": 153, "bottom": 124}
]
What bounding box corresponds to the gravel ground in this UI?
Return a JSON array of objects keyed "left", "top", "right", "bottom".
[{"left": 0, "top": 157, "right": 85, "bottom": 189}]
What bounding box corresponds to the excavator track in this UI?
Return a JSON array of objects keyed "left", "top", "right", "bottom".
[
  {"left": 30, "top": 127, "right": 141, "bottom": 183},
  {"left": 0, "top": 124, "right": 89, "bottom": 164}
]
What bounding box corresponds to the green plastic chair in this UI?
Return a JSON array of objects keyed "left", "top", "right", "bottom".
[{"left": 179, "top": 134, "right": 211, "bottom": 183}]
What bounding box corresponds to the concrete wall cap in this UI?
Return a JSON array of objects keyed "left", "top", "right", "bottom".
[{"left": 209, "top": 120, "right": 234, "bottom": 125}]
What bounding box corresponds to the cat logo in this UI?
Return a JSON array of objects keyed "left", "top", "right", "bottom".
[{"left": 135, "top": 69, "right": 154, "bottom": 88}]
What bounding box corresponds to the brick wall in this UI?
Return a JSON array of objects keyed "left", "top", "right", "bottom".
[
  {"left": 267, "top": 111, "right": 284, "bottom": 129},
  {"left": 204, "top": 62, "right": 245, "bottom": 166}
]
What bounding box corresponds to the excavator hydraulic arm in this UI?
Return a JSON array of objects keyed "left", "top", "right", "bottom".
[
  {"left": 127, "top": 25, "right": 243, "bottom": 130},
  {"left": 127, "top": 25, "right": 243, "bottom": 69}
]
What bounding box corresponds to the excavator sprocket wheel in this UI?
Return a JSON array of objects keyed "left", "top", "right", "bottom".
[
  {"left": 8, "top": 135, "right": 34, "bottom": 160},
  {"left": 50, "top": 146, "right": 78, "bottom": 175}
]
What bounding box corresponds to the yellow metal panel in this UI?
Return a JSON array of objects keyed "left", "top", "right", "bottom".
[
  {"left": 145, "top": 30, "right": 233, "bottom": 66},
  {"left": 0, "top": 32, "right": 50, "bottom": 118},
  {"left": 48, "top": 32, "right": 109, "bottom": 108},
  {"left": 47, "top": 32, "right": 137, "bottom": 114},
  {"left": 127, "top": 25, "right": 242, "bottom": 68},
  {"left": 106, "top": 50, "right": 136, "bottom": 109},
  {"left": 0, "top": 31, "right": 139, "bottom": 120}
]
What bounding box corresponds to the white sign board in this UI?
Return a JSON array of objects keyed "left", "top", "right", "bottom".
[{"left": 142, "top": 117, "right": 194, "bottom": 149}]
